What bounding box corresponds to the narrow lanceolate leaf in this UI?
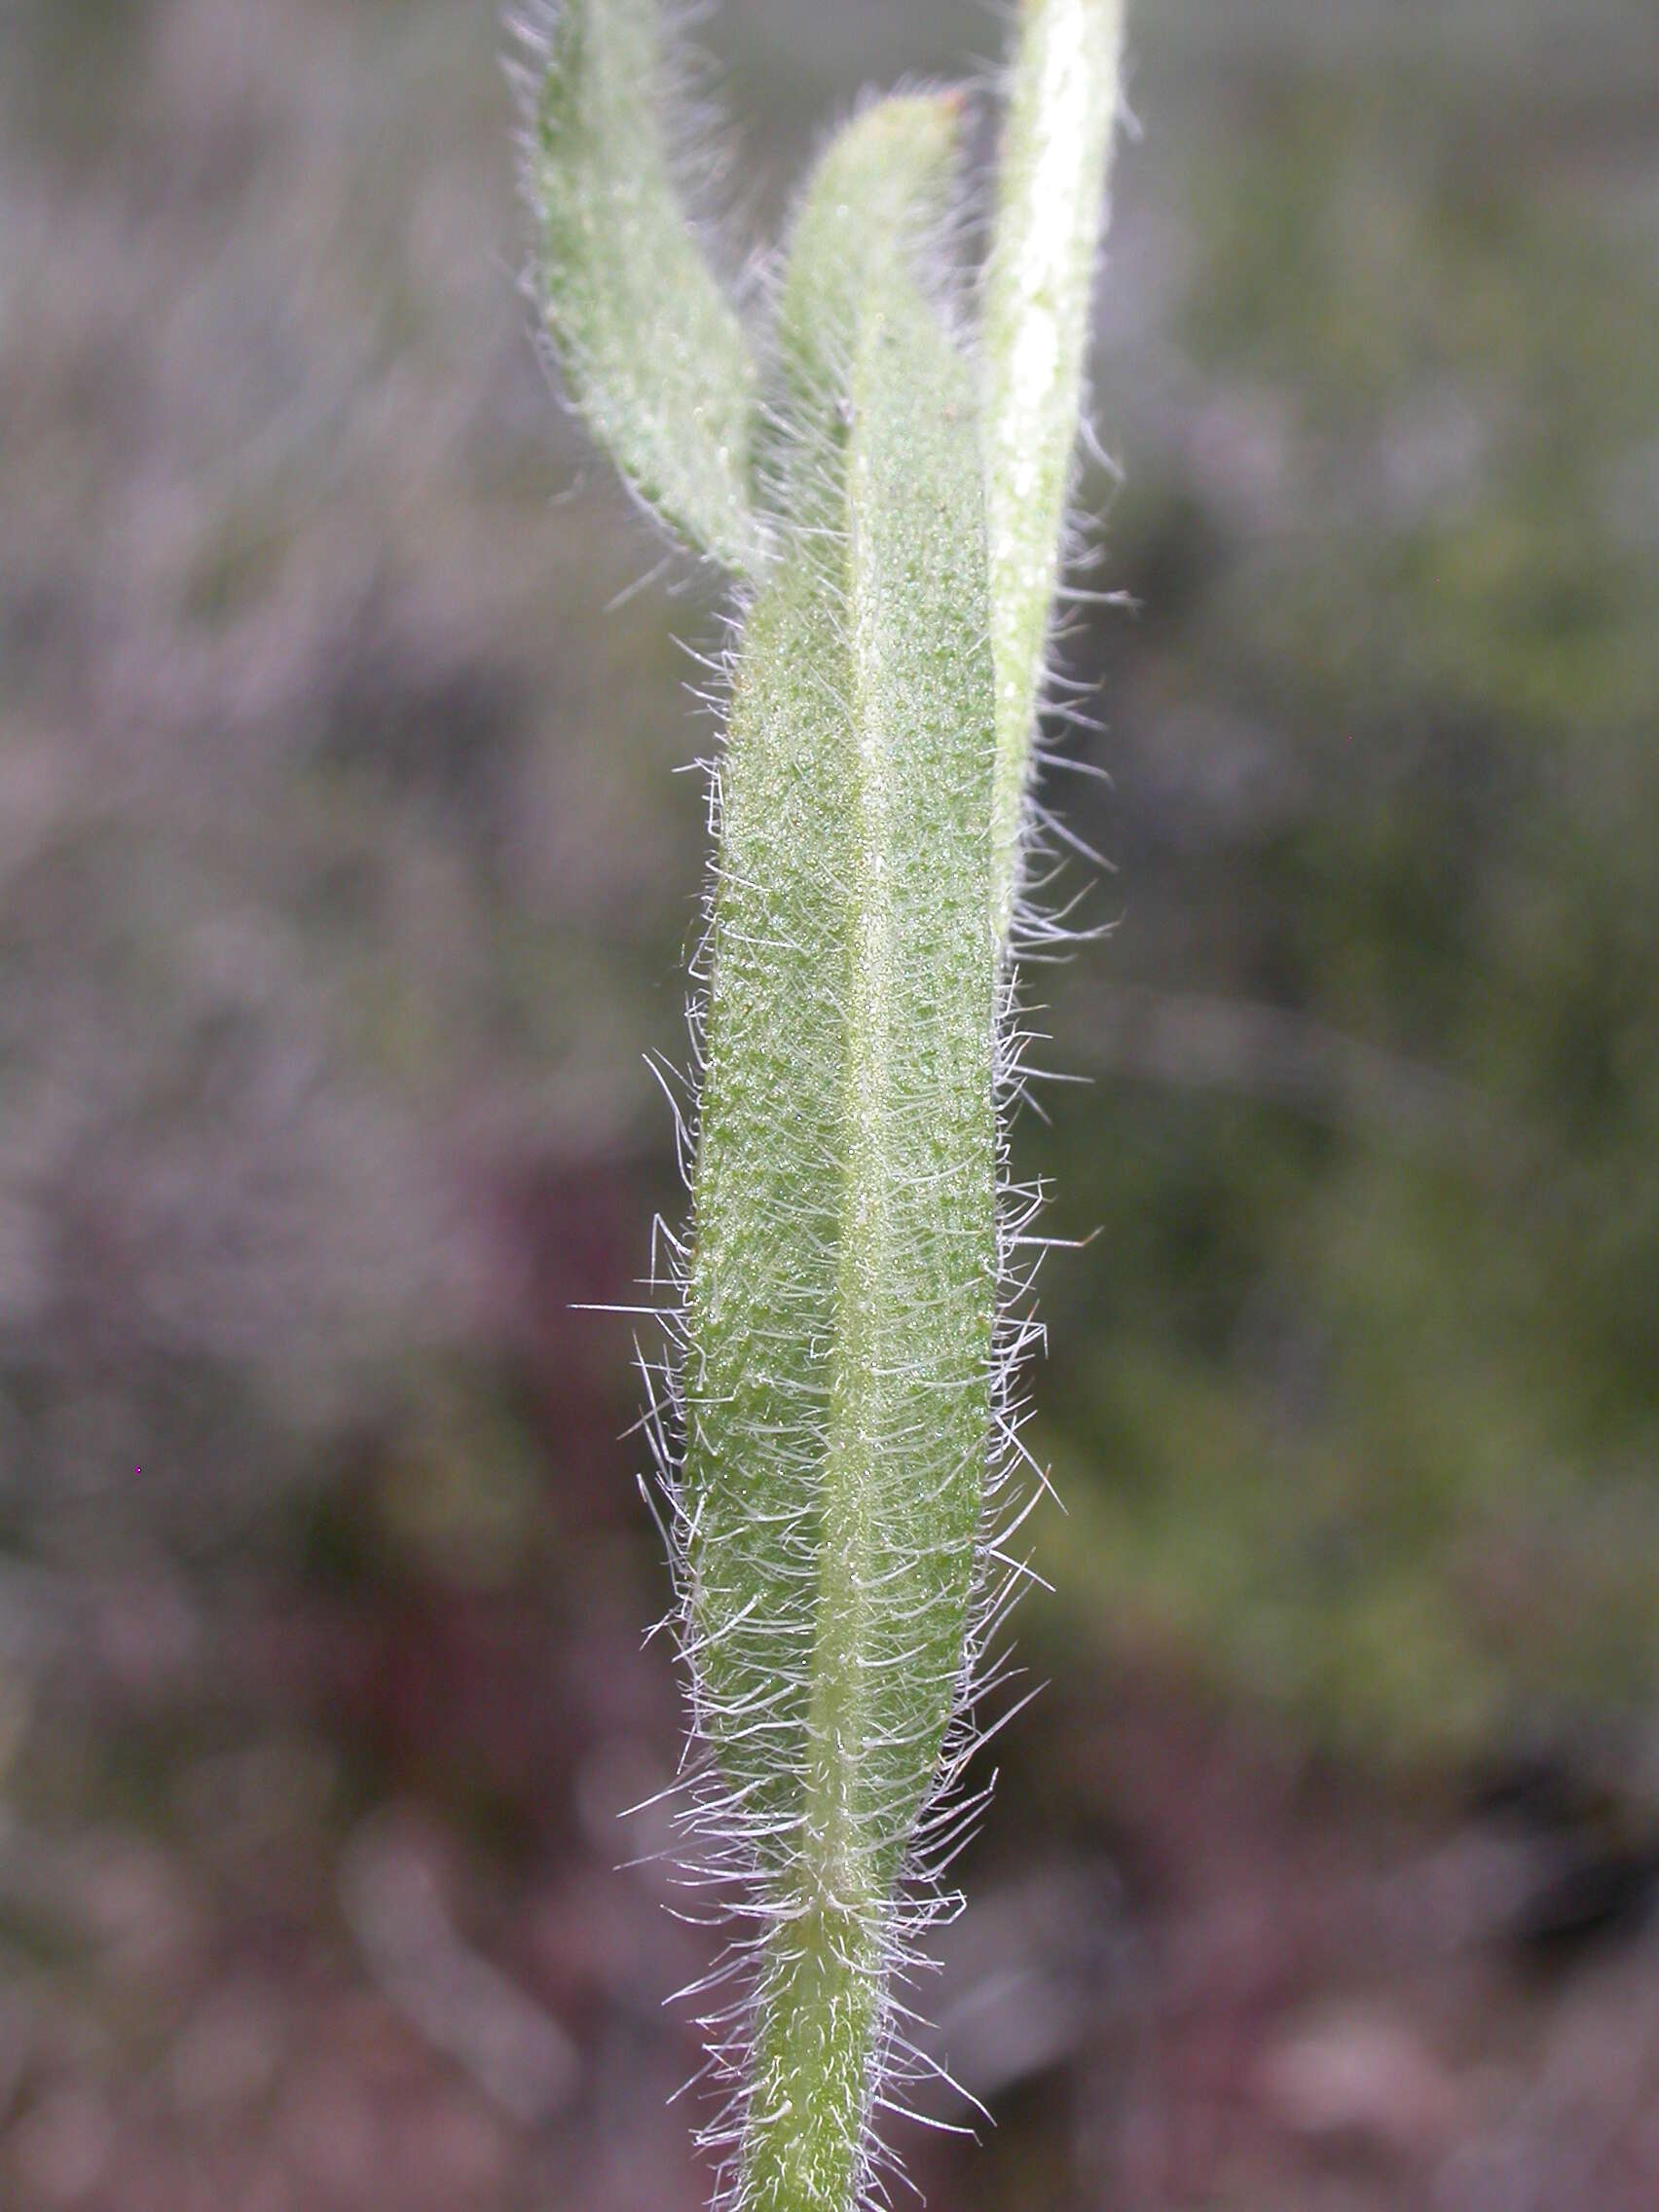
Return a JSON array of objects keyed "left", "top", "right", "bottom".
[
  {"left": 681, "top": 98, "right": 998, "bottom": 2212},
  {"left": 982, "top": 0, "right": 1127, "bottom": 938},
  {"left": 530, "top": 0, "right": 763, "bottom": 572}
]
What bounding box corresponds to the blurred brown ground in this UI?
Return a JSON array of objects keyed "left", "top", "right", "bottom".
[{"left": 2, "top": 2, "right": 1659, "bottom": 2206}]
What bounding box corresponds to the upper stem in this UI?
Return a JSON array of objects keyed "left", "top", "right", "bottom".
[{"left": 982, "top": 0, "right": 1127, "bottom": 940}]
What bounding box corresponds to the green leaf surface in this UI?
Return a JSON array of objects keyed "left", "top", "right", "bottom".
[
  {"left": 531, "top": 0, "right": 763, "bottom": 571},
  {"left": 681, "top": 96, "right": 998, "bottom": 2211}
]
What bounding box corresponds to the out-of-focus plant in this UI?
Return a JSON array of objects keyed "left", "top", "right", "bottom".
[{"left": 522, "top": 1, "right": 1125, "bottom": 2204}]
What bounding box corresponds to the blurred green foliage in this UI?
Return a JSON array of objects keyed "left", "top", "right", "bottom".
[{"left": 1028, "top": 62, "right": 1659, "bottom": 1763}]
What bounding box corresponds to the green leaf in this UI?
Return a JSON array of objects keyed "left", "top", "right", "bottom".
[
  {"left": 758, "top": 91, "right": 962, "bottom": 528},
  {"left": 529, "top": 0, "right": 763, "bottom": 572},
  {"left": 982, "top": 0, "right": 1126, "bottom": 938},
  {"left": 681, "top": 96, "right": 998, "bottom": 2211}
]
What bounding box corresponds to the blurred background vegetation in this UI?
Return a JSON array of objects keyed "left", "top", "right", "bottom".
[{"left": 2, "top": 1, "right": 1657, "bottom": 2206}]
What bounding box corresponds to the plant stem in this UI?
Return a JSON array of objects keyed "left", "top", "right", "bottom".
[
  {"left": 983, "top": 0, "right": 1127, "bottom": 940},
  {"left": 692, "top": 106, "right": 997, "bottom": 2212}
]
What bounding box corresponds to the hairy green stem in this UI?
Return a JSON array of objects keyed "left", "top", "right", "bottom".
[
  {"left": 983, "top": 0, "right": 1126, "bottom": 939},
  {"left": 683, "top": 101, "right": 997, "bottom": 2208},
  {"left": 524, "top": 6, "right": 1128, "bottom": 2205}
]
